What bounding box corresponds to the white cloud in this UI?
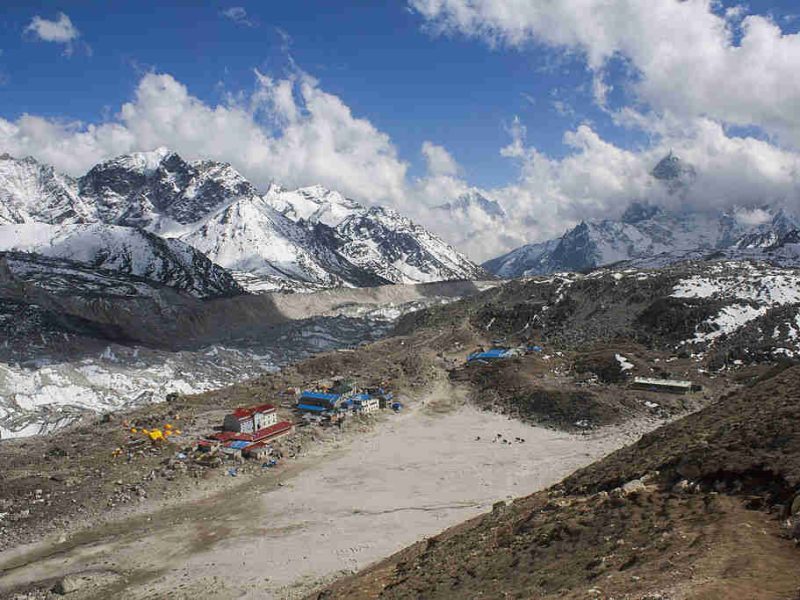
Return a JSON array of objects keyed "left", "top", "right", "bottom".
[
  {"left": 220, "top": 7, "right": 257, "bottom": 27},
  {"left": 409, "top": 0, "right": 800, "bottom": 147},
  {"left": 0, "top": 70, "right": 409, "bottom": 208},
  {"left": 24, "top": 13, "right": 81, "bottom": 55},
  {"left": 2, "top": 64, "right": 800, "bottom": 264},
  {"left": 421, "top": 141, "right": 460, "bottom": 176}
]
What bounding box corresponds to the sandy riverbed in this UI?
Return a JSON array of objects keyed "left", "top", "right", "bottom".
[{"left": 0, "top": 398, "right": 655, "bottom": 599}]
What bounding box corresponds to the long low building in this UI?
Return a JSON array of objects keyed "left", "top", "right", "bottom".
[
  {"left": 296, "top": 391, "right": 342, "bottom": 413},
  {"left": 631, "top": 377, "right": 699, "bottom": 394}
]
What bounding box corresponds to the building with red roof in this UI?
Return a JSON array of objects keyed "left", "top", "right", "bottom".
[{"left": 223, "top": 403, "right": 277, "bottom": 434}]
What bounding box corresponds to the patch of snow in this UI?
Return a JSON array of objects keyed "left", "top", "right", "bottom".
[
  {"left": 692, "top": 304, "right": 768, "bottom": 343},
  {"left": 615, "top": 354, "right": 634, "bottom": 371}
]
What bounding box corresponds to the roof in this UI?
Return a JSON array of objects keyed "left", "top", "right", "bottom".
[
  {"left": 229, "top": 403, "right": 277, "bottom": 420},
  {"left": 300, "top": 391, "right": 340, "bottom": 402},
  {"left": 208, "top": 431, "right": 238, "bottom": 442},
  {"left": 633, "top": 377, "right": 693, "bottom": 388},
  {"left": 468, "top": 348, "right": 510, "bottom": 361},
  {"left": 226, "top": 440, "right": 252, "bottom": 450},
  {"left": 297, "top": 403, "right": 327, "bottom": 412},
  {"left": 209, "top": 431, "right": 255, "bottom": 442},
  {"left": 251, "top": 420, "right": 294, "bottom": 441},
  {"left": 351, "top": 393, "right": 370, "bottom": 402}
]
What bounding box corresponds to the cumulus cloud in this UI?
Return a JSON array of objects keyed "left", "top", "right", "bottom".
[
  {"left": 484, "top": 116, "right": 800, "bottom": 245},
  {"left": 220, "top": 7, "right": 257, "bottom": 27},
  {"left": 421, "top": 141, "right": 460, "bottom": 176},
  {"left": 409, "top": 0, "right": 800, "bottom": 147},
  {"left": 24, "top": 13, "right": 81, "bottom": 55},
  {"left": 2, "top": 63, "right": 800, "bottom": 263},
  {"left": 0, "top": 70, "right": 409, "bottom": 207}
]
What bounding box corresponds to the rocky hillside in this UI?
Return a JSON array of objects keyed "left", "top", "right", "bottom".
[
  {"left": 398, "top": 260, "right": 800, "bottom": 367},
  {"left": 320, "top": 364, "right": 800, "bottom": 599}
]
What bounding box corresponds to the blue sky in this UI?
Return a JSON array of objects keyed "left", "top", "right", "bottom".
[
  {"left": 3, "top": 1, "right": 800, "bottom": 260},
  {"left": 2, "top": 1, "right": 663, "bottom": 186}
]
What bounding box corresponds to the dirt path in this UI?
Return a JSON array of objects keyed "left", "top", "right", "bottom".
[{"left": 0, "top": 393, "right": 659, "bottom": 599}]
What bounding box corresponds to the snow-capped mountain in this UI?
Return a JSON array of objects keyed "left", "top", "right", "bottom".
[
  {"left": 484, "top": 153, "right": 800, "bottom": 278},
  {"left": 0, "top": 154, "right": 92, "bottom": 225},
  {"left": 482, "top": 238, "right": 560, "bottom": 279},
  {"left": 262, "top": 181, "right": 490, "bottom": 284},
  {"left": 334, "top": 206, "right": 489, "bottom": 283},
  {"left": 78, "top": 148, "right": 257, "bottom": 230},
  {"left": 264, "top": 183, "right": 363, "bottom": 227},
  {"left": 0, "top": 150, "right": 487, "bottom": 292},
  {"left": 0, "top": 222, "right": 243, "bottom": 298},
  {"left": 485, "top": 203, "right": 800, "bottom": 277},
  {"left": 650, "top": 151, "right": 697, "bottom": 195},
  {"left": 182, "top": 194, "right": 388, "bottom": 289},
  {"left": 435, "top": 189, "right": 506, "bottom": 220}
]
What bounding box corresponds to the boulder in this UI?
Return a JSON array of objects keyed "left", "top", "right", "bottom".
[
  {"left": 621, "top": 479, "right": 647, "bottom": 497},
  {"left": 790, "top": 493, "right": 800, "bottom": 517},
  {"left": 52, "top": 575, "right": 87, "bottom": 595},
  {"left": 52, "top": 570, "right": 121, "bottom": 594}
]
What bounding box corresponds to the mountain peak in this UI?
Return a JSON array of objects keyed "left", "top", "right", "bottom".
[
  {"left": 265, "top": 184, "right": 363, "bottom": 227},
  {"left": 1, "top": 152, "right": 487, "bottom": 292},
  {"left": 436, "top": 189, "right": 506, "bottom": 219},
  {"left": 102, "top": 147, "right": 175, "bottom": 175},
  {"left": 621, "top": 201, "right": 662, "bottom": 224},
  {"left": 651, "top": 151, "right": 697, "bottom": 193}
]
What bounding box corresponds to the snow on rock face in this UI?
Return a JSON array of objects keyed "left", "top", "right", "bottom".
[
  {"left": 668, "top": 262, "right": 800, "bottom": 354},
  {"left": 264, "top": 183, "right": 362, "bottom": 227},
  {"left": 79, "top": 150, "right": 258, "bottom": 230},
  {"left": 264, "top": 185, "right": 489, "bottom": 285},
  {"left": 76, "top": 151, "right": 486, "bottom": 290},
  {"left": 0, "top": 223, "right": 244, "bottom": 298},
  {"left": 672, "top": 263, "right": 800, "bottom": 305},
  {"left": 181, "top": 195, "right": 349, "bottom": 286},
  {"left": 334, "top": 206, "right": 489, "bottom": 284},
  {"left": 482, "top": 239, "right": 560, "bottom": 279},
  {"left": 435, "top": 189, "right": 506, "bottom": 220},
  {"left": 615, "top": 354, "right": 634, "bottom": 371},
  {"left": 0, "top": 155, "right": 93, "bottom": 225},
  {"left": 691, "top": 304, "right": 769, "bottom": 343},
  {"left": 485, "top": 205, "right": 800, "bottom": 278},
  {"left": 1, "top": 150, "right": 487, "bottom": 293},
  {"left": 484, "top": 153, "right": 800, "bottom": 278}
]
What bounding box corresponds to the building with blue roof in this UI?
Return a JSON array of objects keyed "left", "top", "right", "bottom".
[
  {"left": 467, "top": 348, "right": 513, "bottom": 363},
  {"left": 297, "top": 390, "right": 342, "bottom": 413}
]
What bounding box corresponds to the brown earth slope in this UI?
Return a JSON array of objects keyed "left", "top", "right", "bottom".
[{"left": 317, "top": 364, "right": 800, "bottom": 600}]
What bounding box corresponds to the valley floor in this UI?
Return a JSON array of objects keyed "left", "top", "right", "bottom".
[{"left": 0, "top": 386, "right": 661, "bottom": 599}]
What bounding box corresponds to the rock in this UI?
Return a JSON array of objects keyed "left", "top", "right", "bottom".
[
  {"left": 52, "top": 570, "right": 121, "bottom": 595},
  {"left": 790, "top": 494, "right": 800, "bottom": 517},
  {"left": 621, "top": 479, "right": 647, "bottom": 497},
  {"left": 672, "top": 479, "right": 691, "bottom": 493},
  {"left": 676, "top": 461, "right": 701, "bottom": 480},
  {"left": 52, "top": 574, "right": 87, "bottom": 595}
]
